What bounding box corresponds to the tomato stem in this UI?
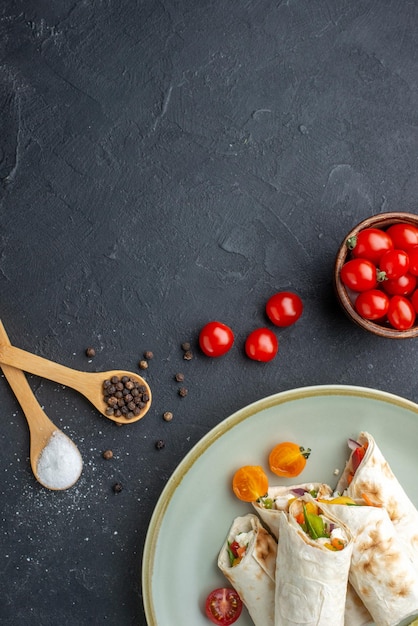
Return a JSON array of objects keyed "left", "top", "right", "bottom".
[
  {"left": 346, "top": 235, "right": 357, "bottom": 250},
  {"left": 299, "top": 446, "right": 311, "bottom": 459}
]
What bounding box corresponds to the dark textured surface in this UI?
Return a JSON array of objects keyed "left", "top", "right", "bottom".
[{"left": 2, "top": 1, "right": 418, "bottom": 624}]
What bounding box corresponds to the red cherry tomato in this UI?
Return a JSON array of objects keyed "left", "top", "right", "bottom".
[
  {"left": 387, "top": 295, "right": 416, "bottom": 330},
  {"left": 382, "top": 273, "right": 417, "bottom": 296},
  {"left": 411, "top": 290, "right": 418, "bottom": 314},
  {"left": 408, "top": 246, "right": 418, "bottom": 276},
  {"left": 245, "top": 328, "right": 278, "bottom": 362},
  {"left": 354, "top": 290, "right": 389, "bottom": 320},
  {"left": 340, "top": 258, "right": 378, "bottom": 292},
  {"left": 199, "top": 321, "right": 234, "bottom": 357},
  {"left": 265, "top": 291, "right": 303, "bottom": 327},
  {"left": 205, "top": 588, "right": 243, "bottom": 625},
  {"left": 386, "top": 223, "right": 418, "bottom": 250},
  {"left": 348, "top": 227, "right": 393, "bottom": 263},
  {"left": 379, "top": 249, "right": 409, "bottom": 280}
]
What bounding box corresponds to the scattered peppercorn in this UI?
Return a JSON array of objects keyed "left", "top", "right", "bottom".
[
  {"left": 155, "top": 439, "right": 165, "bottom": 450},
  {"left": 112, "top": 482, "right": 123, "bottom": 493},
  {"left": 175, "top": 372, "right": 185, "bottom": 382},
  {"left": 181, "top": 342, "right": 191, "bottom": 351},
  {"left": 178, "top": 387, "right": 188, "bottom": 397},
  {"left": 163, "top": 411, "right": 173, "bottom": 422},
  {"left": 144, "top": 350, "right": 154, "bottom": 360},
  {"left": 138, "top": 360, "right": 148, "bottom": 370},
  {"left": 102, "top": 449, "right": 113, "bottom": 460},
  {"left": 85, "top": 347, "right": 96, "bottom": 358},
  {"left": 183, "top": 350, "right": 193, "bottom": 360},
  {"left": 103, "top": 376, "right": 150, "bottom": 419}
]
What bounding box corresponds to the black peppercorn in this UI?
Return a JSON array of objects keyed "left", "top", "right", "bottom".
[
  {"left": 175, "top": 372, "right": 185, "bottom": 382},
  {"left": 112, "top": 482, "right": 123, "bottom": 493},
  {"left": 155, "top": 439, "right": 165, "bottom": 450},
  {"left": 181, "top": 342, "right": 191, "bottom": 351},
  {"left": 102, "top": 449, "right": 113, "bottom": 460},
  {"left": 103, "top": 375, "right": 150, "bottom": 419},
  {"left": 144, "top": 350, "right": 154, "bottom": 360},
  {"left": 86, "top": 347, "right": 96, "bottom": 358},
  {"left": 178, "top": 387, "right": 188, "bottom": 397},
  {"left": 183, "top": 350, "right": 193, "bottom": 360}
]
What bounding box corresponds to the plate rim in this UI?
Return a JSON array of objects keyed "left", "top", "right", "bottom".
[{"left": 141, "top": 383, "right": 418, "bottom": 625}]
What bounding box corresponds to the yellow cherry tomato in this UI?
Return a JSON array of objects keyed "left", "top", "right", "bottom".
[
  {"left": 268, "top": 441, "right": 311, "bottom": 478},
  {"left": 232, "top": 465, "right": 269, "bottom": 502}
]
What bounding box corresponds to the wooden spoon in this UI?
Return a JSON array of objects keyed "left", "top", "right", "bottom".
[
  {"left": 0, "top": 326, "right": 152, "bottom": 424},
  {"left": 0, "top": 320, "right": 82, "bottom": 490}
]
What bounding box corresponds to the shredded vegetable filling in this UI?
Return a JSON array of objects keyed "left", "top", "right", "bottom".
[
  {"left": 295, "top": 503, "right": 348, "bottom": 551},
  {"left": 227, "top": 530, "right": 254, "bottom": 566},
  {"left": 258, "top": 485, "right": 320, "bottom": 510}
]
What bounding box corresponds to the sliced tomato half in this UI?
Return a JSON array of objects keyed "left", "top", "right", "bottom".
[{"left": 205, "top": 587, "right": 243, "bottom": 625}]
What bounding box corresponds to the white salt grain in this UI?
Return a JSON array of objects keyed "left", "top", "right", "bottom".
[{"left": 36, "top": 431, "right": 83, "bottom": 490}]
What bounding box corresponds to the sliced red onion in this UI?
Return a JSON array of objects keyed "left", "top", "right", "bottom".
[
  {"left": 347, "top": 438, "right": 361, "bottom": 450},
  {"left": 290, "top": 488, "right": 307, "bottom": 496}
]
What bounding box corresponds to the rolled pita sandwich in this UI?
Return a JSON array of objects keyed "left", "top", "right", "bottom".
[
  {"left": 320, "top": 501, "right": 418, "bottom": 626},
  {"left": 218, "top": 513, "right": 276, "bottom": 626},
  {"left": 344, "top": 582, "right": 373, "bottom": 626},
  {"left": 336, "top": 431, "right": 418, "bottom": 566},
  {"left": 252, "top": 482, "right": 332, "bottom": 540},
  {"left": 274, "top": 497, "right": 353, "bottom": 626}
]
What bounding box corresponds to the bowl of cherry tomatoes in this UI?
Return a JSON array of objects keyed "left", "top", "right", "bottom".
[{"left": 334, "top": 212, "right": 418, "bottom": 338}]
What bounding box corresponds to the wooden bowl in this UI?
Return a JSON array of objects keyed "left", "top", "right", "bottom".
[{"left": 334, "top": 212, "right": 418, "bottom": 338}]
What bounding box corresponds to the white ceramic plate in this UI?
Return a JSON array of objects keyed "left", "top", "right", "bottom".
[{"left": 142, "top": 385, "right": 418, "bottom": 626}]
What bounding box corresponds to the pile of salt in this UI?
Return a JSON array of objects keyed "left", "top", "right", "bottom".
[{"left": 36, "top": 430, "right": 83, "bottom": 490}]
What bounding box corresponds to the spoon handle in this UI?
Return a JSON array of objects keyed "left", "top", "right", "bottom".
[
  {"left": 0, "top": 341, "right": 89, "bottom": 391},
  {"left": 0, "top": 328, "right": 152, "bottom": 423},
  {"left": 0, "top": 321, "right": 56, "bottom": 466}
]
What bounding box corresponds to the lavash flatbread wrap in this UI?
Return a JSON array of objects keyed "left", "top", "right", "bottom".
[
  {"left": 336, "top": 431, "right": 418, "bottom": 566},
  {"left": 344, "top": 582, "right": 373, "bottom": 626},
  {"left": 252, "top": 482, "right": 332, "bottom": 540},
  {"left": 274, "top": 497, "right": 353, "bottom": 626},
  {"left": 218, "top": 513, "right": 276, "bottom": 626},
  {"left": 319, "top": 501, "right": 418, "bottom": 626}
]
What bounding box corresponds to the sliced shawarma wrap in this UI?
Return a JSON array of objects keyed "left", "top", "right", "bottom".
[
  {"left": 218, "top": 513, "right": 277, "bottom": 626},
  {"left": 274, "top": 496, "right": 353, "bottom": 626},
  {"left": 336, "top": 431, "right": 418, "bottom": 566},
  {"left": 344, "top": 582, "right": 373, "bottom": 626},
  {"left": 319, "top": 501, "right": 418, "bottom": 626},
  {"left": 251, "top": 482, "right": 332, "bottom": 540}
]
